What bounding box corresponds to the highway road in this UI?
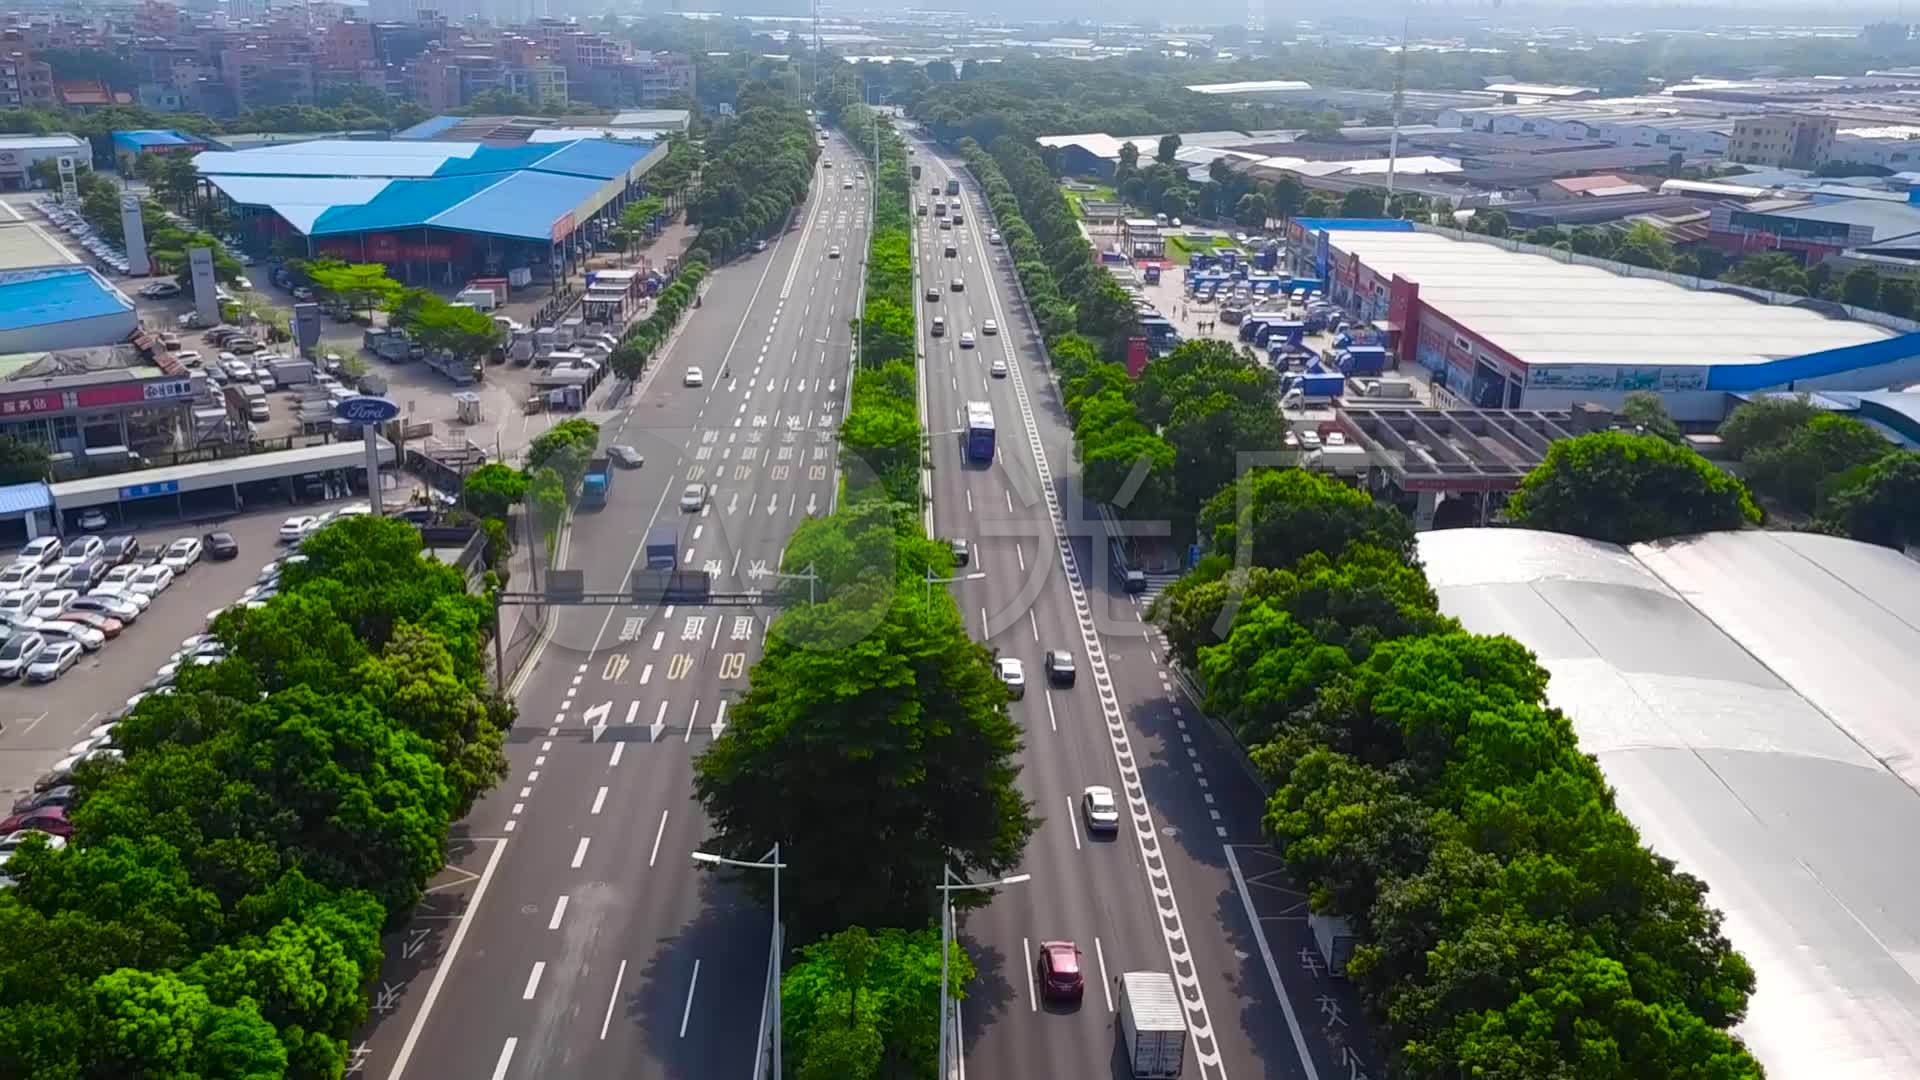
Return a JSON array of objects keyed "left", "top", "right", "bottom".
[
  {"left": 909, "top": 138, "right": 1340, "bottom": 1080},
  {"left": 379, "top": 129, "right": 871, "bottom": 1080}
]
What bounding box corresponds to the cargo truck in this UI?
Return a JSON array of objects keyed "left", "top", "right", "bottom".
[
  {"left": 911, "top": 163, "right": 922, "bottom": 180},
  {"left": 644, "top": 526, "right": 678, "bottom": 569},
  {"left": 580, "top": 456, "right": 613, "bottom": 508},
  {"left": 945, "top": 177, "right": 960, "bottom": 196},
  {"left": 1118, "top": 972, "right": 1186, "bottom": 1077}
]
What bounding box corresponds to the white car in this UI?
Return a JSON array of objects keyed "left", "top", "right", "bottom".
[
  {"left": 991, "top": 359, "right": 1008, "bottom": 378},
  {"left": 679, "top": 483, "right": 708, "bottom": 512},
  {"left": 27, "top": 565, "right": 65, "bottom": 592},
  {"left": 81, "top": 590, "right": 143, "bottom": 620},
  {"left": 26, "top": 639, "right": 80, "bottom": 682},
  {"left": 828, "top": 246, "right": 841, "bottom": 259},
  {"left": 0, "top": 563, "right": 35, "bottom": 591},
  {"left": 51, "top": 747, "right": 121, "bottom": 773},
  {"left": 93, "top": 585, "right": 150, "bottom": 612},
  {"left": 30, "top": 619, "right": 101, "bottom": 652},
  {"left": 988, "top": 231, "right": 1002, "bottom": 245},
  {"left": 16, "top": 538, "right": 60, "bottom": 567},
  {"left": 0, "top": 632, "right": 43, "bottom": 678},
  {"left": 76, "top": 508, "right": 109, "bottom": 531},
  {"left": 278, "top": 516, "right": 318, "bottom": 543},
  {"left": 128, "top": 565, "right": 174, "bottom": 596},
  {"left": 58, "top": 536, "right": 103, "bottom": 565},
  {"left": 0, "top": 590, "right": 42, "bottom": 622},
  {"left": 101, "top": 564, "right": 139, "bottom": 590},
  {"left": 959, "top": 332, "right": 976, "bottom": 349},
  {"left": 982, "top": 319, "right": 998, "bottom": 335},
  {"left": 995, "top": 657, "right": 1026, "bottom": 700},
  {"left": 1081, "top": 785, "right": 1121, "bottom": 834},
  {"left": 684, "top": 366, "right": 704, "bottom": 387},
  {"left": 29, "top": 590, "right": 75, "bottom": 622},
  {"left": 160, "top": 537, "right": 202, "bottom": 572}
]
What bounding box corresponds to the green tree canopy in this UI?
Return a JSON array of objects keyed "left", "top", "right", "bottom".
[
  {"left": 1506, "top": 431, "right": 1761, "bottom": 544},
  {"left": 1198, "top": 468, "right": 1415, "bottom": 569}
]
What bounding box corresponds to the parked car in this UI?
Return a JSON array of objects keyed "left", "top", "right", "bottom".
[
  {"left": 70, "top": 593, "right": 139, "bottom": 623},
  {"left": 59, "top": 558, "right": 107, "bottom": 590},
  {"left": 57, "top": 535, "right": 103, "bottom": 565},
  {"left": 203, "top": 531, "right": 240, "bottom": 560},
  {"left": 10, "top": 786, "right": 74, "bottom": 815},
  {"left": 100, "top": 535, "right": 141, "bottom": 565},
  {"left": 29, "top": 590, "right": 75, "bottom": 622},
  {"left": 75, "top": 508, "right": 109, "bottom": 531},
  {"left": 31, "top": 619, "right": 102, "bottom": 652},
  {"left": 0, "top": 632, "right": 45, "bottom": 678},
  {"left": 56, "top": 610, "right": 121, "bottom": 639},
  {"left": 278, "top": 516, "right": 318, "bottom": 543},
  {"left": 127, "top": 564, "right": 174, "bottom": 596},
  {"left": 25, "top": 640, "right": 81, "bottom": 682},
  {"left": 159, "top": 537, "right": 202, "bottom": 572},
  {"left": 0, "top": 563, "right": 34, "bottom": 591},
  {"left": 0, "top": 591, "right": 42, "bottom": 623}
]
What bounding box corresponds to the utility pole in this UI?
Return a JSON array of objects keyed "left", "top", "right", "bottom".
[{"left": 1386, "top": 16, "right": 1408, "bottom": 202}]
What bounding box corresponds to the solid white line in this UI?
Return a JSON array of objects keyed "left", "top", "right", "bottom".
[
  {"left": 599, "top": 959, "right": 628, "bottom": 1040},
  {"left": 488, "top": 1038, "right": 517, "bottom": 1080},
  {"left": 1029, "top": 610, "right": 1039, "bottom": 641},
  {"left": 571, "top": 837, "right": 591, "bottom": 869},
  {"left": 522, "top": 961, "right": 545, "bottom": 1000},
  {"left": 1095, "top": 937, "right": 1113, "bottom": 1012},
  {"left": 383, "top": 839, "right": 507, "bottom": 1080},
  {"left": 591, "top": 786, "right": 608, "bottom": 815},
  {"left": 1046, "top": 692, "right": 1057, "bottom": 733},
  {"left": 548, "top": 895, "right": 569, "bottom": 931},
  {"left": 679, "top": 959, "right": 702, "bottom": 1038},
  {"left": 1022, "top": 936, "right": 1037, "bottom": 1012},
  {"left": 1067, "top": 793, "right": 1080, "bottom": 849},
  {"left": 610, "top": 741, "right": 625, "bottom": 766},
  {"left": 650, "top": 809, "right": 670, "bottom": 867},
  {"left": 1016, "top": 543, "right": 1025, "bottom": 571},
  {"left": 1225, "top": 845, "right": 1320, "bottom": 1077}
]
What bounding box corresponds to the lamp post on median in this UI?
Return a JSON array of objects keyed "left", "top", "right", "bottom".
[
  {"left": 925, "top": 566, "right": 985, "bottom": 604},
  {"left": 936, "top": 866, "right": 1030, "bottom": 1080},
  {"left": 692, "top": 845, "right": 786, "bottom": 1078}
]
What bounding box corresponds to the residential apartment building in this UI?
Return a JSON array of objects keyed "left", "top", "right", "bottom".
[
  {"left": 220, "top": 35, "right": 317, "bottom": 111},
  {"left": 0, "top": 51, "right": 53, "bottom": 110},
  {"left": 1727, "top": 113, "right": 1837, "bottom": 169},
  {"left": 406, "top": 38, "right": 565, "bottom": 112}
]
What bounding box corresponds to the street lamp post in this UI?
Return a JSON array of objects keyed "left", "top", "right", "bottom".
[
  {"left": 925, "top": 567, "right": 986, "bottom": 604},
  {"left": 692, "top": 845, "right": 787, "bottom": 1078},
  {"left": 936, "top": 866, "right": 1030, "bottom": 1080}
]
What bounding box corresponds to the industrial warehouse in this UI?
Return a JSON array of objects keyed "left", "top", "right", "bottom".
[
  {"left": 1286, "top": 219, "right": 1920, "bottom": 420},
  {"left": 193, "top": 136, "right": 669, "bottom": 287}
]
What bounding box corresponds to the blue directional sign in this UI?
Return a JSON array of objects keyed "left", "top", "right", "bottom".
[
  {"left": 335, "top": 396, "right": 401, "bottom": 424},
  {"left": 119, "top": 480, "right": 180, "bottom": 500}
]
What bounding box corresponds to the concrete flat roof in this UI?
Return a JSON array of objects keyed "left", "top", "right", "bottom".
[
  {"left": 51, "top": 439, "right": 395, "bottom": 509},
  {"left": 0, "top": 220, "right": 79, "bottom": 271},
  {"left": 1327, "top": 228, "right": 1889, "bottom": 368}
]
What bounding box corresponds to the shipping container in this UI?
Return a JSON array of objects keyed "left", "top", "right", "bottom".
[{"left": 1118, "top": 972, "right": 1186, "bottom": 1077}]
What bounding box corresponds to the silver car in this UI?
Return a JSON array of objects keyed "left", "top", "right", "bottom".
[
  {"left": 679, "top": 483, "right": 708, "bottom": 512},
  {"left": 0, "top": 633, "right": 45, "bottom": 679},
  {"left": 28, "top": 641, "right": 81, "bottom": 682}
]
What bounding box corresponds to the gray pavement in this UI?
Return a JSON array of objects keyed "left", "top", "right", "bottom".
[
  {"left": 910, "top": 137, "right": 1377, "bottom": 1080},
  {"left": 0, "top": 503, "right": 355, "bottom": 799},
  {"left": 356, "top": 130, "right": 872, "bottom": 1080}
]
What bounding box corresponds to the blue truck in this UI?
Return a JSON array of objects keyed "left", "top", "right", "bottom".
[
  {"left": 580, "top": 456, "right": 613, "bottom": 508},
  {"left": 1337, "top": 345, "right": 1389, "bottom": 377}
]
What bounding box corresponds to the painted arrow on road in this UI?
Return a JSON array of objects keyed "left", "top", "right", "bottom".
[
  {"left": 727, "top": 491, "right": 740, "bottom": 515},
  {"left": 806, "top": 492, "right": 819, "bottom": 516},
  {"left": 584, "top": 701, "right": 611, "bottom": 743},
  {"left": 712, "top": 700, "right": 728, "bottom": 740}
]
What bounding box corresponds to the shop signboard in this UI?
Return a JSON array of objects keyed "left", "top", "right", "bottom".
[{"left": 1528, "top": 365, "right": 1616, "bottom": 390}]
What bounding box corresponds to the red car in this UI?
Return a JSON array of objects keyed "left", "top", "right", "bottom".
[
  {"left": 0, "top": 804, "right": 71, "bottom": 839},
  {"left": 1036, "top": 940, "right": 1084, "bottom": 1003}
]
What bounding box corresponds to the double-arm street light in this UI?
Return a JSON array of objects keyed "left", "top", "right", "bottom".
[
  {"left": 925, "top": 567, "right": 986, "bottom": 604},
  {"left": 692, "top": 845, "right": 787, "bottom": 1078},
  {"left": 936, "top": 866, "right": 1030, "bottom": 1080}
]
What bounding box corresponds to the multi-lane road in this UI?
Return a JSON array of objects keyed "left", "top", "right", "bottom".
[
  {"left": 908, "top": 136, "right": 1348, "bottom": 1080},
  {"left": 371, "top": 121, "right": 1358, "bottom": 1080},
  {"left": 377, "top": 130, "right": 869, "bottom": 1080}
]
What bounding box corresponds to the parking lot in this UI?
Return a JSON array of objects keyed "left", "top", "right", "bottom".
[{"left": 0, "top": 502, "right": 358, "bottom": 799}]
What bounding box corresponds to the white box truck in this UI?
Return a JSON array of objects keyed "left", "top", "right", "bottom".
[{"left": 1119, "top": 972, "right": 1186, "bottom": 1077}]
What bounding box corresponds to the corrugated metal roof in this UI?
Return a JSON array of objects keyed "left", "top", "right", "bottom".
[
  {"left": 394, "top": 114, "right": 464, "bottom": 140},
  {"left": 1421, "top": 527, "right": 1920, "bottom": 1080},
  {"left": 528, "top": 139, "right": 652, "bottom": 180},
  {"left": 206, "top": 176, "right": 390, "bottom": 234},
  {"left": 308, "top": 173, "right": 501, "bottom": 237},
  {"left": 429, "top": 170, "right": 603, "bottom": 241},
  {"left": 0, "top": 269, "right": 129, "bottom": 331},
  {"left": 0, "top": 482, "right": 49, "bottom": 515}
]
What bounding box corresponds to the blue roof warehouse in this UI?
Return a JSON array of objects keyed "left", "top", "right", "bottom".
[{"left": 193, "top": 136, "right": 669, "bottom": 286}]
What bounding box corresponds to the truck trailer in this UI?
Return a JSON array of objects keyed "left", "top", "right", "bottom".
[
  {"left": 1118, "top": 972, "right": 1186, "bottom": 1077},
  {"left": 644, "top": 526, "right": 678, "bottom": 569}
]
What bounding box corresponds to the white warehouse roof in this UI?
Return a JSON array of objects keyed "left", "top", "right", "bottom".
[
  {"left": 1326, "top": 228, "right": 1888, "bottom": 367},
  {"left": 1421, "top": 527, "right": 1920, "bottom": 1080}
]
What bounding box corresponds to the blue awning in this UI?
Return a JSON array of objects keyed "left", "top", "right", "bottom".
[{"left": 0, "top": 482, "right": 51, "bottom": 515}]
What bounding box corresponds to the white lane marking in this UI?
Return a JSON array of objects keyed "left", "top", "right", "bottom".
[
  {"left": 522, "top": 961, "right": 545, "bottom": 1000},
  {"left": 1225, "top": 846, "right": 1319, "bottom": 1076},
  {"left": 625, "top": 701, "right": 639, "bottom": 724},
  {"left": 548, "top": 895, "right": 569, "bottom": 931},
  {"left": 965, "top": 488, "right": 972, "bottom": 513},
  {"left": 591, "top": 786, "right": 608, "bottom": 815},
  {"left": 600, "top": 960, "right": 628, "bottom": 1040},
  {"left": 1046, "top": 692, "right": 1057, "bottom": 733},
  {"left": 571, "top": 837, "right": 590, "bottom": 869},
  {"left": 651, "top": 631, "right": 664, "bottom": 651},
  {"left": 1022, "top": 936, "right": 1037, "bottom": 1012},
  {"left": 1067, "top": 794, "right": 1080, "bottom": 849},
  {"left": 656, "top": 701, "right": 669, "bottom": 730},
  {"left": 488, "top": 1038, "right": 517, "bottom": 1080},
  {"left": 382, "top": 834, "right": 508, "bottom": 1078},
  {"left": 1016, "top": 543, "right": 1025, "bottom": 572},
  {"left": 679, "top": 959, "right": 702, "bottom": 1038},
  {"left": 684, "top": 699, "right": 701, "bottom": 742},
  {"left": 610, "top": 741, "right": 625, "bottom": 766},
  {"left": 650, "top": 809, "right": 670, "bottom": 867},
  {"left": 1096, "top": 937, "right": 1113, "bottom": 1012},
  {"left": 1029, "top": 610, "right": 1039, "bottom": 641}
]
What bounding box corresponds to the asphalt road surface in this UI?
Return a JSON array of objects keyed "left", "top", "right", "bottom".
[
  {"left": 379, "top": 130, "right": 871, "bottom": 1080},
  {"left": 909, "top": 137, "right": 1341, "bottom": 1080}
]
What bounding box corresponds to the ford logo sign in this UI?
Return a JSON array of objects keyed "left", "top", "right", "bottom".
[{"left": 335, "top": 395, "right": 401, "bottom": 424}]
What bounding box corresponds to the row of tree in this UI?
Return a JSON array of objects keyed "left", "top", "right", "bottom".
[
  {"left": 1718, "top": 395, "right": 1920, "bottom": 546},
  {"left": 298, "top": 259, "right": 505, "bottom": 358},
  {"left": 825, "top": 98, "right": 920, "bottom": 506},
  {"left": 0, "top": 515, "right": 511, "bottom": 1076},
  {"left": 685, "top": 83, "right": 815, "bottom": 265},
  {"left": 1151, "top": 466, "right": 1765, "bottom": 1078}
]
